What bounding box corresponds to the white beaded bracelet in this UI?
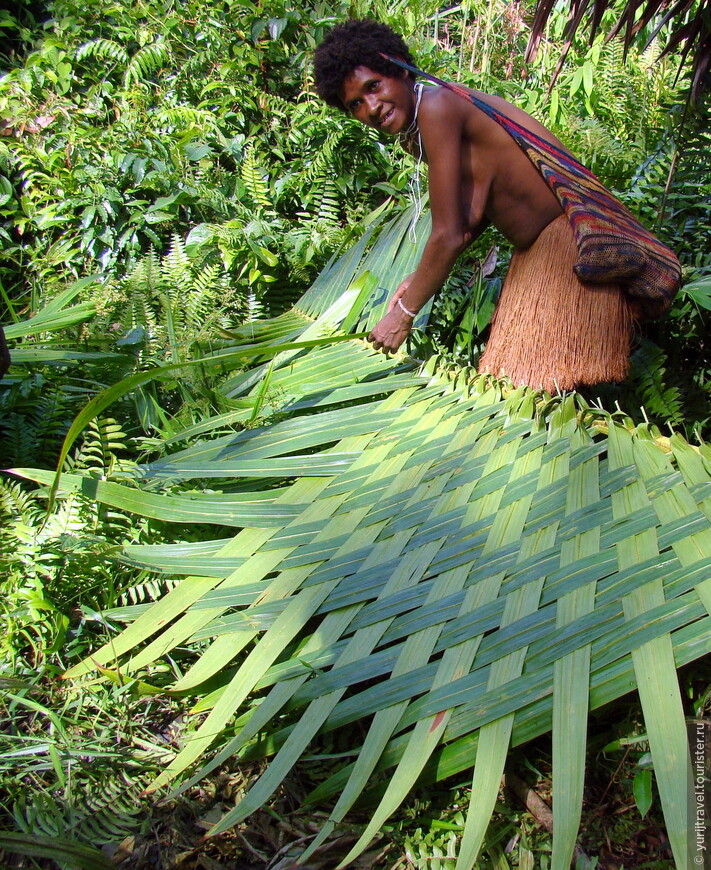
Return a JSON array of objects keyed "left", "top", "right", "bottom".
[{"left": 397, "top": 298, "right": 417, "bottom": 319}]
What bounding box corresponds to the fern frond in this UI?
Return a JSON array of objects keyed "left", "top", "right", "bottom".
[
  {"left": 117, "top": 575, "right": 182, "bottom": 606},
  {"left": 73, "top": 417, "right": 129, "bottom": 477},
  {"left": 152, "top": 106, "right": 218, "bottom": 134},
  {"left": 244, "top": 289, "right": 264, "bottom": 323},
  {"left": 243, "top": 84, "right": 292, "bottom": 119},
  {"left": 124, "top": 40, "right": 169, "bottom": 86},
  {"left": 193, "top": 182, "right": 235, "bottom": 218},
  {"left": 13, "top": 771, "right": 150, "bottom": 846},
  {"left": 75, "top": 39, "right": 129, "bottom": 66},
  {"left": 301, "top": 128, "right": 347, "bottom": 187},
  {"left": 0, "top": 390, "right": 73, "bottom": 469},
  {"left": 241, "top": 146, "right": 272, "bottom": 212},
  {"left": 161, "top": 234, "right": 192, "bottom": 303},
  {"left": 184, "top": 262, "right": 222, "bottom": 330},
  {"left": 629, "top": 338, "right": 684, "bottom": 426},
  {"left": 100, "top": 242, "right": 241, "bottom": 359},
  {"left": 39, "top": 492, "right": 87, "bottom": 540},
  {"left": 124, "top": 248, "right": 161, "bottom": 297},
  {"left": 0, "top": 479, "right": 40, "bottom": 526},
  {"left": 314, "top": 177, "right": 340, "bottom": 224},
  {"left": 118, "top": 250, "right": 162, "bottom": 341}
]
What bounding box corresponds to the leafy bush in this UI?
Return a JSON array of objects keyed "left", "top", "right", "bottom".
[{"left": 0, "top": 0, "right": 411, "bottom": 323}]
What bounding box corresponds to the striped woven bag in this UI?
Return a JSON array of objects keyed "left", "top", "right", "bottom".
[{"left": 383, "top": 55, "right": 682, "bottom": 319}]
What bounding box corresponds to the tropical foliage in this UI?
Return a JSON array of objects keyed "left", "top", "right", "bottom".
[
  {"left": 1, "top": 0, "right": 710, "bottom": 867},
  {"left": 0, "top": 0, "right": 403, "bottom": 318},
  {"left": 527, "top": 0, "right": 711, "bottom": 96}
]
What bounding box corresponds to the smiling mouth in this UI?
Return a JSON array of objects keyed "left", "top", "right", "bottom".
[{"left": 378, "top": 108, "right": 394, "bottom": 128}]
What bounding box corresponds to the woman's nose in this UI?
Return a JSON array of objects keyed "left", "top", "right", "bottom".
[{"left": 364, "top": 95, "right": 381, "bottom": 118}]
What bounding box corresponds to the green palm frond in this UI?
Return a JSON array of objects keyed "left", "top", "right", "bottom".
[
  {"left": 0, "top": 832, "right": 114, "bottom": 870},
  {"left": 3, "top": 278, "right": 98, "bottom": 342},
  {"left": 14, "top": 209, "right": 710, "bottom": 869}
]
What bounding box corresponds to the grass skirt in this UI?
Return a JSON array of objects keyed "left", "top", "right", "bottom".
[{"left": 478, "top": 215, "right": 633, "bottom": 392}]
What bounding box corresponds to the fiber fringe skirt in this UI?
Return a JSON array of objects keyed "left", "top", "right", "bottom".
[{"left": 478, "top": 214, "right": 633, "bottom": 392}]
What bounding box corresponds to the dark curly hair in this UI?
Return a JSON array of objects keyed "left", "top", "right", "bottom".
[{"left": 313, "top": 19, "right": 417, "bottom": 111}]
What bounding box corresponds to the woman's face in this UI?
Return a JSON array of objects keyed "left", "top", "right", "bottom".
[{"left": 339, "top": 65, "right": 416, "bottom": 135}]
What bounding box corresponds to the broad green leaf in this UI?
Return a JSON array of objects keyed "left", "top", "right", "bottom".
[{"left": 633, "top": 768, "right": 653, "bottom": 817}]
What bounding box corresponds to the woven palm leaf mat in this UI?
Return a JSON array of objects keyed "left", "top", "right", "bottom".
[
  {"left": 15, "top": 209, "right": 708, "bottom": 868},
  {"left": 22, "top": 351, "right": 710, "bottom": 869}
]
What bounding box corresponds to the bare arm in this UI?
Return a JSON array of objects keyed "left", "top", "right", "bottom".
[
  {"left": 387, "top": 215, "right": 490, "bottom": 313},
  {"left": 368, "top": 89, "right": 488, "bottom": 352}
]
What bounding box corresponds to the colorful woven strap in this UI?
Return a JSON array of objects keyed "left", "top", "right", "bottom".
[{"left": 382, "top": 54, "right": 681, "bottom": 319}]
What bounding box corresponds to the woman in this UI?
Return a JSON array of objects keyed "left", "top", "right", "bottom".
[{"left": 313, "top": 19, "right": 679, "bottom": 391}]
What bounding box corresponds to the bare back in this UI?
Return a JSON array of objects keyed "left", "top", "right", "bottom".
[{"left": 417, "top": 85, "right": 564, "bottom": 249}]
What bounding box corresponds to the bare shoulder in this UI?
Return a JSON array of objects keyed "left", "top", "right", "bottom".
[
  {"left": 416, "top": 81, "right": 571, "bottom": 157},
  {"left": 417, "top": 84, "right": 509, "bottom": 145},
  {"left": 418, "top": 85, "right": 470, "bottom": 124},
  {"left": 416, "top": 85, "right": 485, "bottom": 147},
  {"left": 454, "top": 85, "right": 571, "bottom": 154}
]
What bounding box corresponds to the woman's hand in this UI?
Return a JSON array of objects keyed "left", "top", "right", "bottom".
[{"left": 368, "top": 305, "right": 414, "bottom": 354}]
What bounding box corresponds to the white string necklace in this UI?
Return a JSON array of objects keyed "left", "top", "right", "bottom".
[{"left": 401, "top": 82, "right": 425, "bottom": 241}]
